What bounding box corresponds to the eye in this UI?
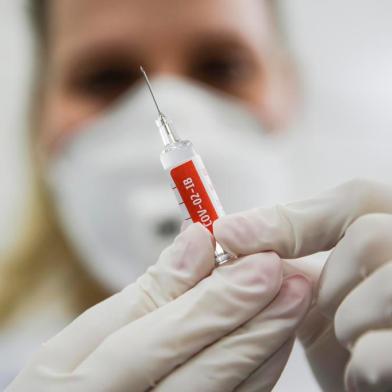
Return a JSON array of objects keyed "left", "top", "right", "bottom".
[
  {"left": 191, "top": 49, "right": 255, "bottom": 89},
  {"left": 72, "top": 64, "right": 138, "bottom": 100}
]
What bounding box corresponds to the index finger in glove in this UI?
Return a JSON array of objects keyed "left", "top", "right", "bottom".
[
  {"left": 74, "top": 252, "right": 283, "bottom": 391},
  {"left": 155, "top": 274, "right": 311, "bottom": 392},
  {"left": 214, "top": 179, "right": 392, "bottom": 259},
  {"left": 37, "top": 223, "right": 215, "bottom": 372}
]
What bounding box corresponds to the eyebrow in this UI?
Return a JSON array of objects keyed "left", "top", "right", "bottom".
[{"left": 54, "top": 26, "right": 267, "bottom": 78}]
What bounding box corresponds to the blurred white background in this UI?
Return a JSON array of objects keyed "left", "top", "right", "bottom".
[
  {"left": 0, "top": 0, "right": 34, "bottom": 256},
  {"left": 0, "top": 0, "right": 391, "bottom": 390},
  {"left": 281, "top": 0, "right": 392, "bottom": 200}
]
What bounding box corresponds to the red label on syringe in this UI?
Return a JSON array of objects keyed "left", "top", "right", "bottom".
[{"left": 171, "top": 160, "right": 219, "bottom": 233}]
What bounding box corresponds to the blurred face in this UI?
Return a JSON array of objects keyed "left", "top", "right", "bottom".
[{"left": 40, "top": 0, "right": 294, "bottom": 150}]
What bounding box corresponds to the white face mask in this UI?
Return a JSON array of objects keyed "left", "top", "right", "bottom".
[{"left": 46, "top": 77, "right": 290, "bottom": 291}]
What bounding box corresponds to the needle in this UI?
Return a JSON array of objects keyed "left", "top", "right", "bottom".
[
  {"left": 140, "top": 66, "right": 163, "bottom": 116},
  {"left": 140, "top": 66, "right": 179, "bottom": 145}
]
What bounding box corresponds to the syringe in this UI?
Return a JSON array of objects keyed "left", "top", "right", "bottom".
[{"left": 140, "top": 67, "right": 234, "bottom": 266}]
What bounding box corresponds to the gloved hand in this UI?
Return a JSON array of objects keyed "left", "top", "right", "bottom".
[
  {"left": 7, "top": 223, "right": 311, "bottom": 392},
  {"left": 215, "top": 179, "right": 392, "bottom": 392}
]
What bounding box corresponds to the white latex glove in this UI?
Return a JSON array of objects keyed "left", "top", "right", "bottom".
[
  {"left": 7, "top": 223, "right": 311, "bottom": 392},
  {"left": 215, "top": 179, "right": 392, "bottom": 392}
]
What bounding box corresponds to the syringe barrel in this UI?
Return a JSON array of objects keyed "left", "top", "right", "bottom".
[{"left": 160, "top": 140, "right": 233, "bottom": 265}]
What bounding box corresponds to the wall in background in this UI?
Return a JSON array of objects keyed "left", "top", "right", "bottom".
[
  {"left": 280, "top": 0, "right": 392, "bottom": 199},
  {"left": 0, "top": 0, "right": 34, "bottom": 255}
]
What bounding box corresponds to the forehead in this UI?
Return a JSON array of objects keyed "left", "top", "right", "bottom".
[{"left": 48, "top": 0, "right": 274, "bottom": 56}]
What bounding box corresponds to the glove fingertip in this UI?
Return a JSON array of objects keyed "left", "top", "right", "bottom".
[
  {"left": 172, "top": 222, "right": 216, "bottom": 271},
  {"left": 213, "top": 214, "right": 250, "bottom": 256},
  {"left": 280, "top": 274, "right": 313, "bottom": 317}
]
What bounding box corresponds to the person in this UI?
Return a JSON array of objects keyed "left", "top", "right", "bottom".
[
  {"left": 3, "top": 1, "right": 392, "bottom": 391},
  {"left": 1, "top": 0, "right": 302, "bottom": 389}
]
